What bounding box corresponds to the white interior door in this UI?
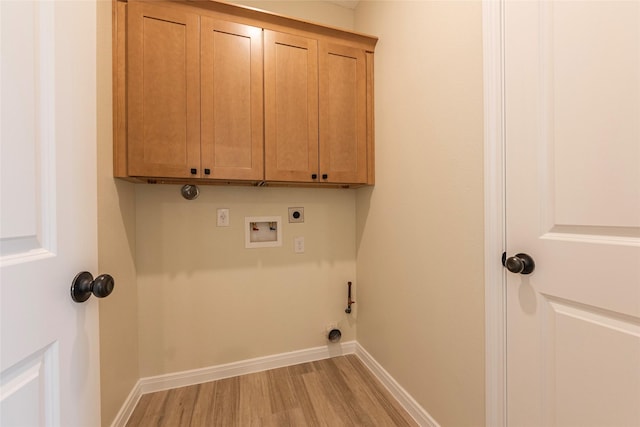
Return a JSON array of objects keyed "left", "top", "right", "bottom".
[
  {"left": 0, "top": 1, "right": 101, "bottom": 426},
  {"left": 505, "top": 1, "right": 640, "bottom": 426}
]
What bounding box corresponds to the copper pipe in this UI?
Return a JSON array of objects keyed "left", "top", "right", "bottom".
[{"left": 345, "top": 281, "right": 355, "bottom": 314}]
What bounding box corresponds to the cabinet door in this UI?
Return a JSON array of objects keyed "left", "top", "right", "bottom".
[
  {"left": 127, "top": 2, "right": 200, "bottom": 178},
  {"left": 264, "top": 31, "right": 318, "bottom": 182},
  {"left": 319, "top": 42, "right": 368, "bottom": 184},
  {"left": 201, "top": 18, "right": 263, "bottom": 180}
]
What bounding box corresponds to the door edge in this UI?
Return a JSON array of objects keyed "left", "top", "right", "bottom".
[{"left": 482, "top": 1, "right": 507, "bottom": 426}]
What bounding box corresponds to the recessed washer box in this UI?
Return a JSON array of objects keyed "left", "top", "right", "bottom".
[{"left": 245, "top": 216, "right": 282, "bottom": 248}]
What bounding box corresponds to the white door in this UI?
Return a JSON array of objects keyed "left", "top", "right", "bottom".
[
  {"left": 505, "top": 1, "right": 640, "bottom": 426},
  {"left": 0, "top": 1, "right": 101, "bottom": 426}
]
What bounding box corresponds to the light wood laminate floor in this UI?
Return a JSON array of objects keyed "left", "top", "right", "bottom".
[{"left": 126, "top": 354, "right": 418, "bottom": 426}]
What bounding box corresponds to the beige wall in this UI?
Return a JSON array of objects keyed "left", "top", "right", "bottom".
[
  {"left": 135, "top": 1, "right": 357, "bottom": 378},
  {"left": 354, "top": 2, "right": 486, "bottom": 426},
  {"left": 97, "top": 2, "right": 139, "bottom": 426},
  {"left": 233, "top": 0, "right": 355, "bottom": 29},
  {"left": 136, "top": 185, "right": 357, "bottom": 376}
]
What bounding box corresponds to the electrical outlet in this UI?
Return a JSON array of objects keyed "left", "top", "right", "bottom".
[
  {"left": 217, "top": 208, "right": 229, "bottom": 226},
  {"left": 288, "top": 207, "right": 304, "bottom": 223},
  {"left": 294, "top": 236, "right": 305, "bottom": 253}
]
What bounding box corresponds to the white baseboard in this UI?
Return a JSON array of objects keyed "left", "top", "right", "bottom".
[
  {"left": 110, "top": 381, "right": 143, "bottom": 427},
  {"left": 110, "top": 341, "right": 356, "bottom": 427},
  {"left": 355, "top": 343, "right": 441, "bottom": 427},
  {"left": 111, "top": 340, "right": 439, "bottom": 427}
]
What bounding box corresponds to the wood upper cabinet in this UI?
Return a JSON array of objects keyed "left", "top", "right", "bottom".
[
  {"left": 127, "top": 2, "right": 200, "bottom": 178},
  {"left": 201, "top": 18, "right": 263, "bottom": 180},
  {"left": 264, "top": 31, "right": 318, "bottom": 182},
  {"left": 116, "top": 0, "right": 377, "bottom": 186},
  {"left": 319, "top": 42, "right": 368, "bottom": 184},
  {"left": 264, "top": 35, "right": 369, "bottom": 185},
  {"left": 127, "top": 3, "right": 262, "bottom": 180}
]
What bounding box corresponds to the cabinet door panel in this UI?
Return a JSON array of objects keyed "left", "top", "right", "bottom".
[
  {"left": 264, "top": 31, "right": 318, "bottom": 182},
  {"left": 127, "top": 2, "right": 200, "bottom": 178},
  {"left": 201, "top": 18, "right": 263, "bottom": 180},
  {"left": 319, "top": 42, "right": 367, "bottom": 184}
]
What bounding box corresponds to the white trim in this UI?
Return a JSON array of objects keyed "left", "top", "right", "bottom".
[
  {"left": 482, "top": 1, "right": 507, "bottom": 427},
  {"left": 109, "top": 381, "right": 143, "bottom": 427},
  {"left": 110, "top": 342, "right": 356, "bottom": 427},
  {"left": 355, "top": 343, "right": 440, "bottom": 427},
  {"left": 138, "top": 341, "right": 356, "bottom": 395}
]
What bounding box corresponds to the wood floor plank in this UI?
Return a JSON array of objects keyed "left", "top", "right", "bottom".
[
  {"left": 344, "top": 355, "right": 418, "bottom": 426},
  {"left": 266, "top": 366, "right": 298, "bottom": 415},
  {"left": 124, "top": 393, "right": 153, "bottom": 427},
  {"left": 159, "top": 384, "right": 199, "bottom": 426},
  {"left": 314, "top": 358, "right": 366, "bottom": 425},
  {"left": 211, "top": 376, "right": 241, "bottom": 426},
  {"left": 258, "top": 407, "right": 308, "bottom": 427},
  {"left": 190, "top": 382, "right": 215, "bottom": 426},
  {"left": 238, "top": 371, "right": 272, "bottom": 425},
  {"left": 287, "top": 365, "right": 321, "bottom": 427},
  {"left": 287, "top": 360, "right": 314, "bottom": 376},
  {"left": 126, "top": 389, "right": 171, "bottom": 427},
  {"left": 125, "top": 356, "right": 418, "bottom": 427},
  {"left": 322, "top": 357, "right": 380, "bottom": 426},
  {"left": 302, "top": 370, "right": 355, "bottom": 426},
  {"left": 335, "top": 356, "right": 412, "bottom": 426}
]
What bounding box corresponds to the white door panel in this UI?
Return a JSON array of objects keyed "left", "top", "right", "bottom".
[
  {"left": 505, "top": 1, "right": 640, "bottom": 426},
  {"left": 0, "top": 0, "right": 55, "bottom": 263},
  {"left": 0, "top": 343, "right": 58, "bottom": 427},
  {"left": 0, "top": 1, "right": 100, "bottom": 426},
  {"left": 550, "top": 2, "right": 640, "bottom": 228}
]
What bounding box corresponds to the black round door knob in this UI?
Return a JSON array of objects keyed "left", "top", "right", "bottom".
[
  {"left": 504, "top": 253, "right": 535, "bottom": 275},
  {"left": 71, "top": 271, "right": 115, "bottom": 303}
]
